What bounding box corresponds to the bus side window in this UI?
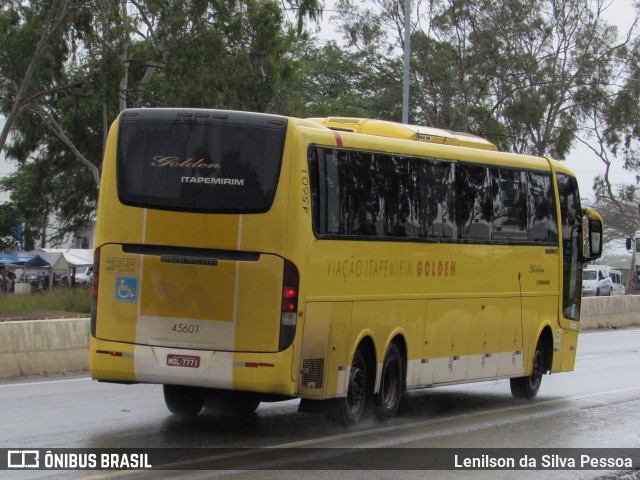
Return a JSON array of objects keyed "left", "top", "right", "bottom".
[
  {"left": 491, "top": 168, "right": 527, "bottom": 241},
  {"left": 527, "top": 172, "right": 558, "bottom": 243},
  {"left": 456, "top": 164, "right": 491, "bottom": 240},
  {"left": 420, "top": 160, "right": 456, "bottom": 239}
]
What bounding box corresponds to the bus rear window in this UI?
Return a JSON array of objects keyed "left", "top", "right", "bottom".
[{"left": 116, "top": 109, "right": 287, "bottom": 213}]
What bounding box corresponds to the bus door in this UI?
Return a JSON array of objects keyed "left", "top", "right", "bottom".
[{"left": 556, "top": 173, "right": 582, "bottom": 370}]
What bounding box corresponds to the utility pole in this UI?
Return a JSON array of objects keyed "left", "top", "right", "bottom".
[{"left": 402, "top": 0, "right": 411, "bottom": 124}]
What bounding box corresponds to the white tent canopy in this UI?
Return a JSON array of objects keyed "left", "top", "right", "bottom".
[{"left": 36, "top": 248, "right": 94, "bottom": 273}]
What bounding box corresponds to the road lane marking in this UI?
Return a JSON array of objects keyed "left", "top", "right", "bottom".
[
  {"left": 580, "top": 328, "right": 640, "bottom": 336},
  {"left": 0, "top": 377, "right": 91, "bottom": 388},
  {"left": 0, "top": 421, "right": 38, "bottom": 430}
]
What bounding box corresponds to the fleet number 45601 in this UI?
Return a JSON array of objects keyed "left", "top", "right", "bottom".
[{"left": 171, "top": 323, "right": 199, "bottom": 334}]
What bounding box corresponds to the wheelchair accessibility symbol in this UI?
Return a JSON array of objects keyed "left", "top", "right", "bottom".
[{"left": 115, "top": 276, "right": 138, "bottom": 302}]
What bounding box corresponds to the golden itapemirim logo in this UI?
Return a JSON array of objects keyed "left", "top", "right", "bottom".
[
  {"left": 326, "top": 257, "right": 457, "bottom": 283},
  {"left": 151, "top": 156, "right": 221, "bottom": 169}
]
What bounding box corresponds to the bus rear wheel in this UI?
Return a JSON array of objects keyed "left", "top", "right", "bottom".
[
  {"left": 337, "top": 349, "right": 368, "bottom": 425},
  {"left": 375, "top": 343, "right": 403, "bottom": 419},
  {"left": 510, "top": 342, "right": 545, "bottom": 399},
  {"left": 163, "top": 384, "right": 207, "bottom": 417}
]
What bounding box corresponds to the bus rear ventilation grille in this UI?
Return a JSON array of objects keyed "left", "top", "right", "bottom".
[{"left": 301, "top": 358, "right": 325, "bottom": 389}]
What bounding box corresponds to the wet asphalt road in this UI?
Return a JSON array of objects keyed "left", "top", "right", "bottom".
[{"left": 1, "top": 328, "right": 639, "bottom": 480}]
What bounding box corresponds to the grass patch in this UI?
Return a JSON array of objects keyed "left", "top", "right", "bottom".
[{"left": 1, "top": 288, "right": 91, "bottom": 314}]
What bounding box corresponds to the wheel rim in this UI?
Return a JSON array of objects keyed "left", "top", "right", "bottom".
[
  {"left": 383, "top": 373, "right": 398, "bottom": 407},
  {"left": 347, "top": 364, "right": 365, "bottom": 414},
  {"left": 382, "top": 359, "right": 399, "bottom": 409}
]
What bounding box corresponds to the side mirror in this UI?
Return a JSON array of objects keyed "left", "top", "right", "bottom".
[
  {"left": 582, "top": 208, "right": 603, "bottom": 263},
  {"left": 626, "top": 237, "right": 633, "bottom": 252}
]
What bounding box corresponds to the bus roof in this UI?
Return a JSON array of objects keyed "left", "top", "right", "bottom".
[{"left": 307, "top": 117, "right": 498, "bottom": 151}]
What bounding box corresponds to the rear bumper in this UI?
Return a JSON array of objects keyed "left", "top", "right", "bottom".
[{"left": 90, "top": 336, "right": 297, "bottom": 396}]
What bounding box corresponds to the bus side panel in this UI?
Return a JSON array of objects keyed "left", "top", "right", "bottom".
[
  {"left": 299, "top": 302, "right": 339, "bottom": 398},
  {"left": 559, "top": 328, "right": 578, "bottom": 372},
  {"left": 496, "top": 297, "right": 525, "bottom": 377},
  {"left": 324, "top": 302, "right": 353, "bottom": 397},
  {"left": 419, "top": 301, "right": 438, "bottom": 386},
  {"left": 406, "top": 301, "right": 430, "bottom": 388},
  {"left": 428, "top": 300, "right": 470, "bottom": 383},
  {"left": 465, "top": 298, "right": 506, "bottom": 380},
  {"left": 520, "top": 295, "right": 562, "bottom": 373}
]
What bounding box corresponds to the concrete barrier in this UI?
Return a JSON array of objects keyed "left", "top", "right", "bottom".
[
  {"left": 1, "top": 296, "right": 639, "bottom": 379},
  {"left": 0, "top": 318, "right": 89, "bottom": 379},
  {"left": 580, "top": 295, "right": 640, "bottom": 330}
]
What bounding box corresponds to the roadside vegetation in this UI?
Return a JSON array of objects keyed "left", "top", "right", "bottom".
[{"left": 0, "top": 288, "right": 90, "bottom": 314}]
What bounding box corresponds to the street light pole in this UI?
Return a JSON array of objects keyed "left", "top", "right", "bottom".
[{"left": 402, "top": 0, "right": 411, "bottom": 124}]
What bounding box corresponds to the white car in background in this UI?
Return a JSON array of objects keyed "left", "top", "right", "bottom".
[
  {"left": 582, "top": 266, "right": 612, "bottom": 296},
  {"left": 75, "top": 266, "right": 93, "bottom": 285},
  {"left": 608, "top": 270, "right": 626, "bottom": 296},
  {"left": 60, "top": 266, "right": 93, "bottom": 286}
]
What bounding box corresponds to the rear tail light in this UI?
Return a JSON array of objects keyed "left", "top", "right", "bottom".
[
  {"left": 90, "top": 247, "right": 100, "bottom": 337},
  {"left": 279, "top": 260, "right": 299, "bottom": 350}
]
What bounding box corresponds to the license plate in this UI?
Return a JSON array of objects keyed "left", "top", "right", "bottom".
[{"left": 167, "top": 354, "right": 200, "bottom": 368}]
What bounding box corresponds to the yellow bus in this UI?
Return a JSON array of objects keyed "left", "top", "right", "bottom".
[{"left": 90, "top": 109, "right": 603, "bottom": 424}]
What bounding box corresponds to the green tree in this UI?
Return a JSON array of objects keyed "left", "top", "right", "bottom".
[
  {"left": 332, "top": 0, "right": 638, "bottom": 161},
  {"left": 0, "top": 203, "right": 21, "bottom": 250},
  {"left": 0, "top": 0, "right": 91, "bottom": 156},
  {"left": 284, "top": 39, "right": 386, "bottom": 117},
  {"left": 131, "top": 0, "right": 296, "bottom": 111},
  {"left": 0, "top": 160, "right": 55, "bottom": 249},
  {"left": 0, "top": 0, "right": 323, "bottom": 246}
]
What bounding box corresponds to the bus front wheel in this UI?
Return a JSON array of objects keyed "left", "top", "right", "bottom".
[
  {"left": 510, "top": 342, "right": 545, "bottom": 399},
  {"left": 163, "top": 384, "right": 207, "bottom": 417},
  {"left": 374, "top": 342, "right": 403, "bottom": 418}
]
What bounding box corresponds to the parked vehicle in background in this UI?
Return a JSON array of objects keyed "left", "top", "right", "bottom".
[
  {"left": 60, "top": 266, "right": 93, "bottom": 286},
  {"left": 608, "top": 270, "right": 625, "bottom": 295},
  {"left": 626, "top": 231, "right": 640, "bottom": 293},
  {"left": 75, "top": 266, "right": 93, "bottom": 285},
  {"left": 582, "top": 266, "right": 612, "bottom": 296}
]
